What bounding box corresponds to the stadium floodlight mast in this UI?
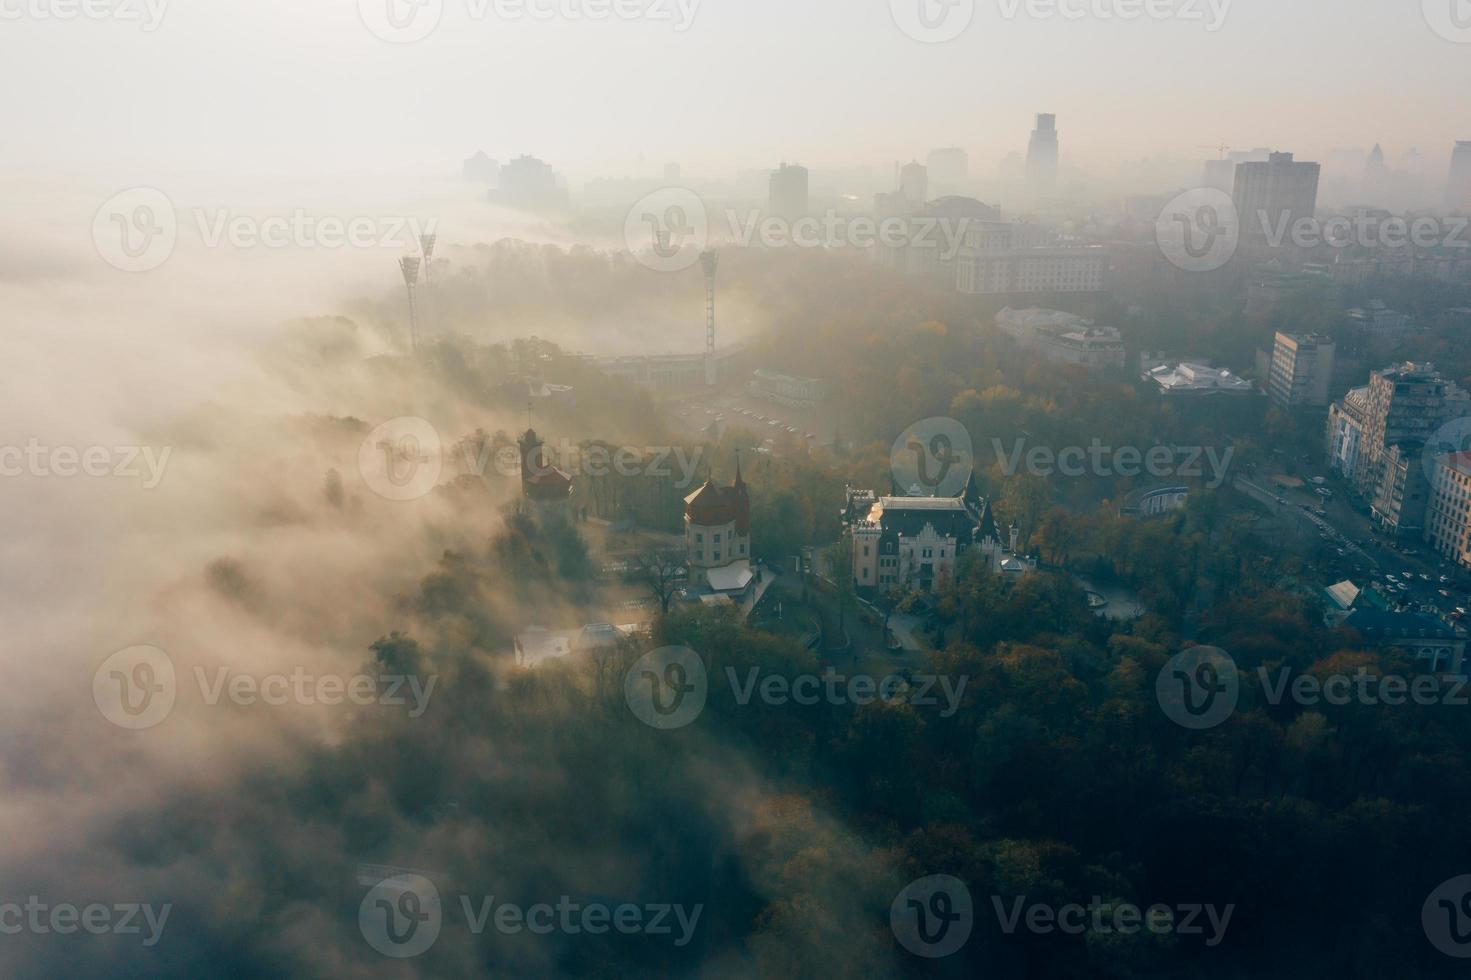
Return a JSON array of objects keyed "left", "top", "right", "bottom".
[
  {"left": 399, "top": 255, "right": 421, "bottom": 354},
  {"left": 700, "top": 249, "right": 718, "bottom": 386},
  {"left": 419, "top": 233, "right": 436, "bottom": 283}
]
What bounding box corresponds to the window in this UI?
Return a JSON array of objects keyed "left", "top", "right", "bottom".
[
  {"left": 713, "top": 551, "right": 721, "bottom": 562},
  {"left": 863, "top": 546, "right": 870, "bottom": 557},
  {"left": 714, "top": 533, "right": 722, "bottom": 544},
  {"left": 696, "top": 533, "right": 704, "bottom": 543}
]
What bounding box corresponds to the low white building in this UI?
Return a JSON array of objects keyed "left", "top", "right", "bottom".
[
  {"left": 957, "top": 247, "right": 1107, "bottom": 295},
  {"left": 996, "top": 307, "right": 1125, "bottom": 370},
  {"left": 1346, "top": 301, "right": 1412, "bottom": 337},
  {"left": 1142, "top": 361, "right": 1255, "bottom": 397},
  {"left": 514, "top": 623, "right": 647, "bottom": 667}
]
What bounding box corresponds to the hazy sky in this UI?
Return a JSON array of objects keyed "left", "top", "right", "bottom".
[{"left": 3, "top": 0, "right": 1470, "bottom": 179}]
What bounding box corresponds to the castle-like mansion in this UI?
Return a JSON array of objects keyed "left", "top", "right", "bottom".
[{"left": 844, "top": 473, "right": 1033, "bottom": 594}]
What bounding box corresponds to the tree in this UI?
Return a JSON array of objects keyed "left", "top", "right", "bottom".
[
  {"left": 629, "top": 548, "right": 687, "bottom": 615},
  {"left": 824, "top": 537, "right": 857, "bottom": 646}
]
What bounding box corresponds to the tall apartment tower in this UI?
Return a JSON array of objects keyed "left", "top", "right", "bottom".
[
  {"left": 1232, "top": 151, "right": 1321, "bottom": 244},
  {"left": 1350, "top": 363, "right": 1470, "bottom": 534},
  {"left": 927, "top": 147, "right": 969, "bottom": 186},
  {"left": 899, "top": 160, "right": 929, "bottom": 207},
  {"left": 1447, "top": 142, "right": 1471, "bottom": 212},
  {"left": 1026, "top": 114, "right": 1059, "bottom": 189},
  {"left": 1268, "top": 332, "right": 1335, "bottom": 409},
  {"left": 768, "top": 162, "right": 810, "bottom": 221}
]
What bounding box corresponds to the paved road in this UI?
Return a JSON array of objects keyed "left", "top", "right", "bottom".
[{"left": 1235, "top": 473, "right": 1469, "bottom": 615}]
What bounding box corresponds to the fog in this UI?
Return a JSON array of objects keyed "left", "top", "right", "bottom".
[{"left": 6, "top": 1, "right": 1471, "bottom": 976}]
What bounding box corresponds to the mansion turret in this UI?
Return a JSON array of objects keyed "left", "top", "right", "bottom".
[
  {"left": 684, "top": 459, "right": 750, "bottom": 568},
  {"left": 682, "top": 457, "right": 756, "bottom": 600},
  {"left": 517, "top": 428, "right": 573, "bottom": 517}
]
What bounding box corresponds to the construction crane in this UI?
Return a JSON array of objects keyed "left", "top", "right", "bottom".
[{"left": 1199, "top": 143, "right": 1232, "bottom": 159}]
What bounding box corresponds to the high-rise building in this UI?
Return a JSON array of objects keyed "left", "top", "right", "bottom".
[
  {"left": 1447, "top": 142, "right": 1471, "bottom": 212},
  {"left": 462, "top": 150, "right": 499, "bottom": 183},
  {"left": 768, "top": 162, "right": 809, "bottom": 220},
  {"left": 1428, "top": 452, "right": 1471, "bottom": 569},
  {"left": 899, "top": 160, "right": 928, "bottom": 208},
  {"left": 1232, "top": 151, "right": 1320, "bottom": 244},
  {"left": 926, "top": 147, "right": 969, "bottom": 186},
  {"left": 1334, "top": 362, "right": 1471, "bottom": 536},
  {"left": 491, "top": 155, "right": 569, "bottom": 212},
  {"left": 1268, "top": 332, "right": 1336, "bottom": 409},
  {"left": 1026, "top": 114, "right": 1058, "bottom": 189},
  {"left": 1202, "top": 159, "right": 1236, "bottom": 193}
]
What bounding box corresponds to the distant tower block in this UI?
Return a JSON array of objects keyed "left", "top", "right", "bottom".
[
  {"left": 399, "top": 256, "right": 421, "bottom": 354},
  {"left": 700, "top": 249, "right": 719, "bottom": 386}
]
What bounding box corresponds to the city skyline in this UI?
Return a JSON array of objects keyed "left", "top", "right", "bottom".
[{"left": 4, "top": 0, "right": 1470, "bottom": 179}]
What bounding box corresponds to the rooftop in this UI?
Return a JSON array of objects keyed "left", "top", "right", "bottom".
[{"left": 1144, "top": 361, "right": 1255, "bottom": 393}]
